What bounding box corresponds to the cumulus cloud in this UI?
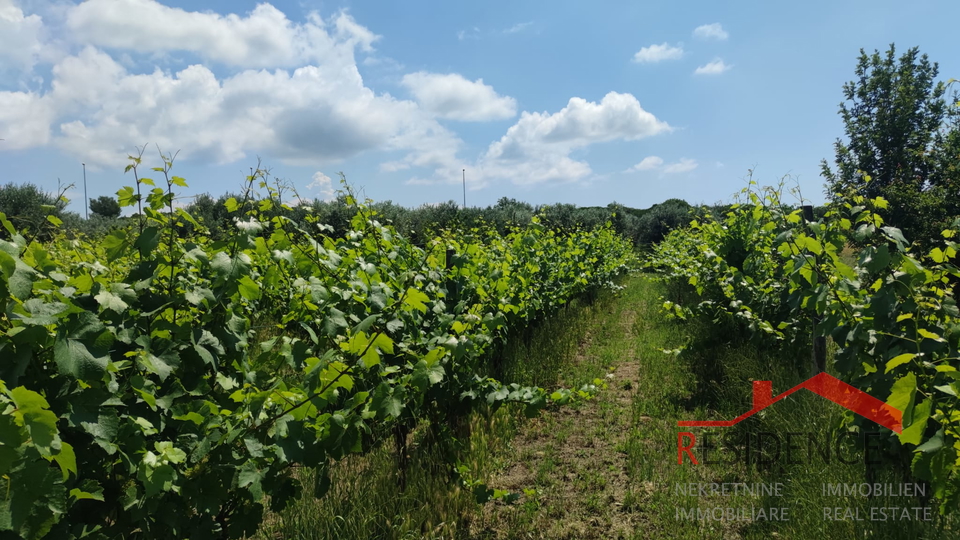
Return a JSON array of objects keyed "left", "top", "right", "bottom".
[
  {"left": 308, "top": 171, "right": 336, "bottom": 201},
  {"left": 0, "top": 90, "right": 54, "bottom": 148},
  {"left": 632, "top": 43, "right": 683, "bottom": 63},
  {"left": 400, "top": 72, "right": 516, "bottom": 121},
  {"left": 625, "top": 156, "right": 697, "bottom": 175},
  {"left": 0, "top": 0, "right": 45, "bottom": 73},
  {"left": 663, "top": 158, "right": 698, "bottom": 174},
  {"left": 693, "top": 23, "right": 728, "bottom": 40},
  {"left": 626, "top": 156, "right": 663, "bottom": 172},
  {"left": 0, "top": 3, "right": 462, "bottom": 171},
  {"left": 65, "top": 0, "right": 377, "bottom": 69},
  {"left": 471, "top": 92, "right": 670, "bottom": 185},
  {"left": 694, "top": 58, "right": 731, "bottom": 75},
  {"left": 0, "top": 1, "right": 671, "bottom": 191}
]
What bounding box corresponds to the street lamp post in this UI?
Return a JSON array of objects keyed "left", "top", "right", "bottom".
[{"left": 82, "top": 163, "right": 88, "bottom": 219}]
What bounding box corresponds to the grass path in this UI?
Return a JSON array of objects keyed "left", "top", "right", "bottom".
[{"left": 470, "top": 275, "right": 688, "bottom": 539}]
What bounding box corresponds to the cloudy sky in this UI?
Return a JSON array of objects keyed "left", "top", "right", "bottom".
[{"left": 2, "top": 0, "right": 959, "bottom": 213}]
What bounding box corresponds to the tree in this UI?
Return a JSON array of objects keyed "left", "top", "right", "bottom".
[
  {"left": 89, "top": 195, "right": 122, "bottom": 219},
  {"left": 0, "top": 182, "right": 68, "bottom": 240},
  {"left": 821, "top": 44, "right": 960, "bottom": 248}
]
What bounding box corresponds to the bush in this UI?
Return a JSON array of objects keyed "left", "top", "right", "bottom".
[{"left": 0, "top": 182, "right": 67, "bottom": 241}]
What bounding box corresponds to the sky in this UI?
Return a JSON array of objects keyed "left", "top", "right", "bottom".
[{"left": 2, "top": 0, "right": 959, "bottom": 215}]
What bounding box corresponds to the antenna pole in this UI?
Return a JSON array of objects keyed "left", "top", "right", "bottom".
[
  {"left": 462, "top": 169, "right": 466, "bottom": 209},
  {"left": 82, "top": 163, "right": 88, "bottom": 219}
]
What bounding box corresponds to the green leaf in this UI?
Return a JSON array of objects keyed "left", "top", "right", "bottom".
[
  {"left": 0, "top": 254, "right": 35, "bottom": 300},
  {"left": 238, "top": 276, "right": 261, "bottom": 301},
  {"left": 134, "top": 226, "right": 162, "bottom": 254},
  {"left": 238, "top": 461, "right": 264, "bottom": 500},
  {"left": 884, "top": 353, "right": 916, "bottom": 373},
  {"left": 860, "top": 244, "right": 890, "bottom": 274},
  {"left": 934, "top": 384, "right": 957, "bottom": 397},
  {"left": 900, "top": 397, "right": 932, "bottom": 446},
  {"left": 102, "top": 230, "right": 129, "bottom": 262},
  {"left": 386, "top": 318, "right": 403, "bottom": 333},
  {"left": 0, "top": 445, "right": 18, "bottom": 476},
  {"left": 882, "top": 226, "right": 909, "bottom": 249},
  {"left": 51, "top": 442, "right": 77, "bottom": 480},
  {"left": 404, "top": 287, "right": 430, "bottom": 312},
  {"left": 353, "top": 314, "right": 378, "bottom": 335},
  {"left": 915, "top": 429, "right": 944, "bottom": 453},
  {"left": 10, "top": 387, "right": 59, "bottom": 455},
  {"left": 69, "top": 482, "right": 105, "bottom": 501},
  {"left": 800, "top": 236, "right": 823, "bottom": 255},
  {"left": 156, "top": 441, "right": 187, "bottom": 464},
  {"left": 917, "top": 329, "right": 945, "bottom": 342},
  {"left": 95, "top": 289, "right": 129, "bottom": 313},
  {"left": 323, "top": 308, "right": 348, "bottom": 336},
  {"left": 140, "top": 461, "right": 176, "bottom": 497},
  {"left": 371, "top": 383, "right": 404, "bottom": 419},
  {"left": 80, "top": 410, "right": 119, "bottom": 454},
  {"left": 55, "top": 337, "right": 108, "bottom": 381},
  {"left": 887, "top": 371, "right": 916, "bottom": 425}
]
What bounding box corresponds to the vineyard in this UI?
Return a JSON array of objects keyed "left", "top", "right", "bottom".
[
  {"left": 0, "top": 154, "right": 634, "bottom": 539},
  {"left": 649, "top": 180, "right": 960, "bottom": 516}
]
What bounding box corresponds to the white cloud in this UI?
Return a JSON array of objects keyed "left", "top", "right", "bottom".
[
  {"left": 65, "top": 0, "right": 378, "bottom": 69},
  {"left": 362, "top": 55, "right": 404, "bottom": 70},
  {"left": 0, "top": 0, "right": 45, "bottom": 73},
  {"left": 400, "top": 72, "right": 516, "bottom": 121},
  {"left": 693, "top": 23, "right": 728, "bottom": 40},
  {"left": 0, "top": 2, "right": 463, "bottom": 171},
  {"left": 694, "top": 58, "right": 731, "bottom": 75},
  {"left": 470, "top": 92, "right": 670, "bottom": 186},
  {"left": 626, "top": 156, "right": 663, "bottom": 172},
  {"left": 0, "top": 2, "right": 669, "bottom": 192},
  {"left": 663, "top": 158, "right": 698, "bottom": 174},
  {"left": 0, "top": 90, "right": 54, "bottom": 148},
  {"left": 632, "top": 43, "right": 683, "bottom": 63},
  {"left": 457, "top": 27, "right": 480, "bottom": 41},
  {"left": 308, "top": 172, "right": 336, "bottom": 201},
  {"left": 503, "top": 22, "right": 533, "bottom": 34},
  {"left": 625, "top": 156, "right": 697, "bottom": 174}
]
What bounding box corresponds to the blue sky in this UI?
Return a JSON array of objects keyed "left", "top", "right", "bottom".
[{"left": 2, "top": 0, "right": 959, "bottom": 215}]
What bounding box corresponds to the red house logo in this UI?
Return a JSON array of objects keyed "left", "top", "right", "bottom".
[{"left": 678, "top": 372, "right": 902, "bottom": 433}]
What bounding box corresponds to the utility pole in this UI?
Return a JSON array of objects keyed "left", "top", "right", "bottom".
[
  {"left": 82, "top": 163, "right": 88, "bottom": 219},
  {"left": 462, "top": 169, "right": 466, "bottom": 209}
]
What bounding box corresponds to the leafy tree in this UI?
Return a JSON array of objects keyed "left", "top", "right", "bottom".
[
  {"left": 821, "top": 44, "right": 960, "bottom": 248},
  {"left": 0, "top": 182, "right": 68, "bottom": 240},
  {"left": 636, "top": 199, "right": 692, "bottom": 246},
  {"left": 89, "top": 195, "right": 122, "bottom": 218}
]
